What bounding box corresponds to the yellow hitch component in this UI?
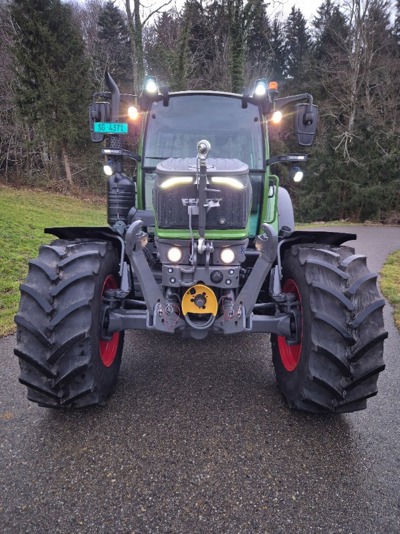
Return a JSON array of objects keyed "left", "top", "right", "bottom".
[{"left": 182, "top": 284, "right": 218, "bottom": 316}]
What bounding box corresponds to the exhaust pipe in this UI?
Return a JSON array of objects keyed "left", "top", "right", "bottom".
[{"left": 105, "top": 71, "right": 120, "bottom": 122}]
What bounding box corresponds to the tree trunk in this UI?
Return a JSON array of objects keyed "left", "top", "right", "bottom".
[
  {"left": 62, "top": 145, "right": 73, "bottom": 186},
  {"left": 133, "top": 0, "right": 145, "bottom": 91},
  {"left": 125, "top": 0, "right": 172, "bottom": 93},
  {"left": 125, "top": 0, "right": 137, "bottom": 93}
]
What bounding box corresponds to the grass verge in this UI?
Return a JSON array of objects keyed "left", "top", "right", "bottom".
[
  {"left": 0, "top": 186, "right": 106, "bottom": 336},
  {"left": 380, "top": 250, "right": 400, "bottom": 329}
]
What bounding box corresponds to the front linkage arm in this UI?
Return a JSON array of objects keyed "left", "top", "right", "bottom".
[
  {"left": 214, "top": 224, "right": 295, "bottom": 338},
  {"left": 105, "top": 220, "right": 186, "bottom": 335}
]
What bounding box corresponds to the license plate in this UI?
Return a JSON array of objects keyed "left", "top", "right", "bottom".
[{"left": 93, "top": 122, "right": 128, "bottom": 134}]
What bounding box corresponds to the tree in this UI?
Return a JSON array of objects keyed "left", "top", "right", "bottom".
[
  {"left": 312, "top": 0, "right": 349, "bottom": 62},
  {"left": 297, "top": 0, "right": 400, "bottom": 222},
  {"left": 284, "top": 6, "right": 310, "bottom": 79},
  {"left": 0, "top": 3, "right": 26, "bottom": 182},
  {"left": 125, "top": 0, "right": 173, "bottom": 93},
  {"left": 10, "top": 0, "right": 91, "bottom": 185},
  {"left": 269, "top": 17, "right": 286, "bottom": 82},
  {"left": 97, "top": 0, "right": 132, "bottom": 90},
  {"left": 244, "top": 0, "right": 273, "bottom": 82},
  {"left": 228, "top": 0, "right": 247, "bottom": 92},
  {"left": 70, "top": 0, "right": 105, "bottom": 89},
  {"left": 145, "top": 10, "right": 186, "bottom": 90},
  {"left": 181, "top": 0, "right": 212, "bottom": 88},
  {"left": 323, "top": 0, "right": 394, "bottom": 161}
]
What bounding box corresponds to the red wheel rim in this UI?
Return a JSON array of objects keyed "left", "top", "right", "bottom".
[
  {"left": 99, "top": 275, "right": 120, "bottom": 367},
  {"left": 277, "top": 279, "right": 302, "bottom": 372}
]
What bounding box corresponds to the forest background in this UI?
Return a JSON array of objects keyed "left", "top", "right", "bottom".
[{"left": 0, "top": 0, "right": 399, "bottom": 223}]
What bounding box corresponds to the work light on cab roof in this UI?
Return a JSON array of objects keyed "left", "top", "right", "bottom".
[
  {"left": 253, "top": 78, "right": 268, "bottom": 98},
  {"left": 144, "top": 76, "right": 158, "bottom": 95}
]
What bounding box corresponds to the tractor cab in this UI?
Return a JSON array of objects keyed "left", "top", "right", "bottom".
[
  {"left": 140, "top": 92, "right": 265, "bottom": 238},
  {"left": 89, "top": 74, "right": 319, "bottom": 238}
]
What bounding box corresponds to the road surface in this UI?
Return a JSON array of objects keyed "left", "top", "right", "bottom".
[{"left": 1, "top": 225, "right": 399, "bottom": 533}]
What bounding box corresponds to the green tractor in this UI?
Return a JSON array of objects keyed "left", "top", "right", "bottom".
[{"left": 14, "top": 74, "right": 387, "bottom": 413}]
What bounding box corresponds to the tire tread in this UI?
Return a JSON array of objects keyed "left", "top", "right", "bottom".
[
  {"left": 272, "top": 243, "right": 387, "bottom": 414},
  {"left": 14, "top": 239, "right": 123, "bottom": 408}
]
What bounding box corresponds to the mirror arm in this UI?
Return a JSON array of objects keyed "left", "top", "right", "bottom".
[
  {"left": 102, "top": 148, "right": 141, "bottom": 162},
  {"left": 266, "top": 154, "right": 309, "bottom": 167},
  {"left": 274, "top": 93, "right": 313, "bottom": 110}
]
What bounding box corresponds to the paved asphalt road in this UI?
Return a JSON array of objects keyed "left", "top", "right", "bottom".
[{"left": 1, "top": 226, "right": 399, "bottom": 534}]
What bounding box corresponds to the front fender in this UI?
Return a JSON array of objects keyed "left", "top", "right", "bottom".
[
  {"left": 45, "top": 226, "right": 123, "bottom": 254},
  {"left": 278, "top": 230, "right": 357, "bottom": 263}
]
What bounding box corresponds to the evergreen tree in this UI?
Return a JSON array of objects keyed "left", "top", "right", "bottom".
[
  {"left": 228, "top": 0, "right": 248, "bottom": 92},
  {"left": 97, "top": 0, "right": 132, "bottom": 90},
  {"left": 202, "top": 0, "right": 232, "bottom": 90},
  {"left": 174, "top": 0, "right": 231, "bottom": 91},
  {"left": 245, "top": 0, "right": 273, "bottom": 81},
  {"left": 269, "top": 17, "right": 286, "bottom": 82},
  {"left": 312, "top": 0, "right": 348, "bottom": 62},
  {"left": 284, "top": 7, "right": 310, "bottom": 79},
  {"left": 183, "top": 0, "right": 212, "bottom": 88},
  {"left": 10, "top": 0, "right": 91, "bottom": 184}
]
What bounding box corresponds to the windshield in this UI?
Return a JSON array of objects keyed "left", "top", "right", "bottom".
[{"left": 143, "top": 94, "right": 264, "bottom": 170}]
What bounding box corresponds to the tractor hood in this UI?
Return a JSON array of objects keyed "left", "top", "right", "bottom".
[{"left": 153, "top": 157, "right": 252, "bottom": 231}]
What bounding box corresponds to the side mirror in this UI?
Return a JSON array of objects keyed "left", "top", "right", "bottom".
[
  {"left": 88, "top": 102, "right": 110, "bottom": 143},
  {"left": 295, "top": 103, "right": 318, "bottom": 146}
]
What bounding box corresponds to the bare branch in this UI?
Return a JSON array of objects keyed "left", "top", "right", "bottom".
[{"left": 142, "top": 0, "right": 173, "bottom": 27}]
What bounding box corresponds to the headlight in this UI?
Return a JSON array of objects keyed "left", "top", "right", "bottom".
[
  {"left": 290, "top": 166, "right": 304, "bottom": 183},
  {"left": 127, "top": 106, "right": 139, "bottom": 120},
  {"left": 167, "top": 247, "right": 183, "bottom": 263},
  {"left": 160, "top": 176, "right": 193, "bottom": 189},
  {"left": 211, "top": 177, "right": 244, "bottom": 190},
  {"left": 220, "top": 248, "right": 235, "bottom": 264},
  {"left": 293, "top": 170, "right": 304, "bottom": 183},
  {"left": 103, "top": 164, "right": 114, "bottom": 176},
  {"left": 271, "top": 111, "right": 283, "bottom": 124}
]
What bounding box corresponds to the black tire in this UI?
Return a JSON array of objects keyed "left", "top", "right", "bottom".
[
  {"left": 271, "top": 244, "right": 387, "bottom": 413},
  {"left": 14, "top": 239, "right": 124, "bottom": 408}
]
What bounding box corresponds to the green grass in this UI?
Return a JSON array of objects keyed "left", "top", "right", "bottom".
[
  {"left": 0, "top": 186, "right": 106, "bottom": 336},
  {"left": 380, "top": 250, "right": 400, "bottom": 329}
]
